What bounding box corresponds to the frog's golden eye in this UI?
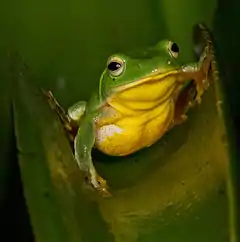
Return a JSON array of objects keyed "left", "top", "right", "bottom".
[
  {"left": 107, "top": 57, "right": 125, "bottom": 77},
  {"left": 168, "top": 41, "right": 179, "bottom": 58}
]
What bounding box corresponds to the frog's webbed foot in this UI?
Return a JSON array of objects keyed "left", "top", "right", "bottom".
[
  {"left": 180, "top": 46, "right": 211, "bottom": 106},
  {"left": 85, "top": 171, "right": 112, "bottom": 197},
  {"left": 182, "top": 45, "right": 211, "bottom": 106}
]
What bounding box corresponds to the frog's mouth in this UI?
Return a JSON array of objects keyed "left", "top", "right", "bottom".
[
  {"left": 108, "top": 59, "right": 207, "bottom": 107},
  {"left": 107, "top": 68, "right": 194, "bottom": 106},
  {"left": 113, "top": 69, "right": 181, "bottom": 93}
]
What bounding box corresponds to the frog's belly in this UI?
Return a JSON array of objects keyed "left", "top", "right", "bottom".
[{"left": 95, "top": 99, "right": 174, "bottom": 156}]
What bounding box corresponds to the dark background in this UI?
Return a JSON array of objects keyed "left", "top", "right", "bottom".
[{"left": 0, "top": 0, "right": 239, "bottom": 241}]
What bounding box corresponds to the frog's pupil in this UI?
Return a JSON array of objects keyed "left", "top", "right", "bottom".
[
  {"left": 171, "top": 43, "right": 179, "bottom": 53},
  {"left": 108, "top": 62, "right": 121, "bottom": 71}
]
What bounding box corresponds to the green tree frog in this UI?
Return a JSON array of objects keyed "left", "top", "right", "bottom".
[{"left": 45, "top": 25, "right": 212, "bottom": 197}]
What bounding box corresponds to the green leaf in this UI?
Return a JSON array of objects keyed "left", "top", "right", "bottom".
[
  {"left": 12, "top": 55, "right": 113, "bottom": 242},
  {"left": 12, "top": 42, "right": 236, "bottom": 242}
]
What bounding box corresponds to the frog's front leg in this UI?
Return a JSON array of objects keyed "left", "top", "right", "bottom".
[
  {"left": 68, "top": 101, "right": 86, "bottom": 122},
  {"left": 179, "top": 44, "right": 212, "bottom": 105},
  {"left": 74, "top": 115, "right": 111, "bottom": 197}
]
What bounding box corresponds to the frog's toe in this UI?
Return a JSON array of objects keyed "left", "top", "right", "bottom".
[
  {"left": 180, "top": 114, "right": 188, "bottom": 123},
  {"left": 96, "top": 175, "right": 112, "bottom": 197},
  {"left": 99, "top": 187, "right": 112, "bottom": 198},
  {"left": 195, "top": 86, "right": 203, "bottom": 104},
  {"left": 196, "top": 95, "right": 202, "bottom": 104},
  {"left": 90, "top": 174, "right": 112, "bottom": 197},
  {"left": 174, "top": 114, "right": 188, "bottom": 126}
]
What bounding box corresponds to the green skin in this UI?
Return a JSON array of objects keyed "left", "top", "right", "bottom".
[{"left": 47, "top": 39, "right": 211, "bottom": 197}]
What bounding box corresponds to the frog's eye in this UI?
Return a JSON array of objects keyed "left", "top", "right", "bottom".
[
  {"left": 168, "top": 41, "right": 179, "bottom": 58},
  {"left": 107, "top": 57, "right": 125, "bottom": 77}
]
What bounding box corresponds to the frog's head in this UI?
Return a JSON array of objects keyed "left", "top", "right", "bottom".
[{"left": 99, "top": 40, "right": 183, "bottom": 100}]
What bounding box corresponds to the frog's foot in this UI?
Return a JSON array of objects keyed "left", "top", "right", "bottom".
[
  {"left": 175, "top": 114, "right": 188, "bottom": 125},
  {"left": 86, "top": 172, "right": 112, "bottom": 197},
  {"left": 195, "top": 85, "right": 203, "bottom": 104}
]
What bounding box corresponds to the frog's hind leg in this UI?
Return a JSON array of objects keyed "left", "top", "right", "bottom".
[
  {"left": 43, "top": 90, "right": 79, "bottom": 144},
  {"left": 74, "top": 115, "right": 112, "bottom": 197}
]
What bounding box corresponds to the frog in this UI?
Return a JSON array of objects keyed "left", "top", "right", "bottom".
[{"left": 45, "top": 25, "right": 212, "bottom": 197}]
